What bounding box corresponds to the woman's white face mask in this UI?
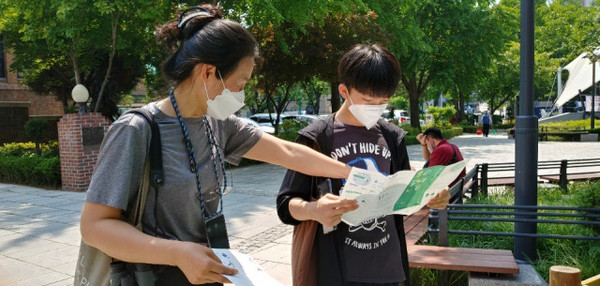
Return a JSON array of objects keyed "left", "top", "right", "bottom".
[
  {"left": 347, "top": 93, "right": 388, "bottom": 129},
  {"left": 203, "top": 72, "right": 245, "bottom": 120}
]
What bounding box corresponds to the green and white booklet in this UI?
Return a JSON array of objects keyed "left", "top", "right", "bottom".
[{"left": 341, "top": 161, "right": 466, "bottom": 226}]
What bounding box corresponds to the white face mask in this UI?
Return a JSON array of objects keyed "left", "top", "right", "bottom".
[
  {"left": 204, "top": 72, "right": 245, "bottom": 120},
  {"left": 347, "top": 93, "right": 388, "bottom": 129}
]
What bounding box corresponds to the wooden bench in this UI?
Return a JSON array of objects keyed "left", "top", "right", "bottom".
[
  {"left": 404, "top": 207, "right": 430, "bottom": 245},
  {"left": 408, "top": 245, "right": 519, "bottom": 274},
  {"left": 486, "top": 177, "right": 543, "bottom": 186},
  {"left": 540, "top": 172, "right": 600, "bottom": 183},
  {"left": 403, "top": 206, "right": 520, "bottom": 275}
]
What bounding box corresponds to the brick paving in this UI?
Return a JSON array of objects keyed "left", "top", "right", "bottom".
[{"left": 0, "top": 132, "right": 599, "bottom": 285}]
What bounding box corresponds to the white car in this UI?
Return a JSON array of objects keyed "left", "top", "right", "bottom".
[
  {"left": 281, "top": 114, "right": 322, "bottom": 124},
  {"left": 238, "top": 117, "right": 275, "bottom": 134}
]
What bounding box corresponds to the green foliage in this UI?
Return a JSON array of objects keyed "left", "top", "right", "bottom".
[
  {"left": 461, "top": 125, "right": 478, "bottom": 133},
  {"left": 0, "top": 155, "right": 61, "bottom": 187},
  {"left": 389, "top": 95, "right": 409, "bottom": 111},
  {"left": 540, "top": 119, "right": 600, "bottom": 130},
  {"left": 403, "top": 135, "right": 419, "bottom": 146},
  {"left": 277, "top": 119, "right": 309, "bottom": 142},
  {"left": 0, "top": 141, "right": 59, "bottom": 158},
  {"left": 0, "top": 0, "right": 171, "bottom": 119},
  {"left": 24, "top": 119, "right": 49, "bottom": 155},
  {"left": 427, "top": 105, "right": 456, "bottom": 128},
  {"left": 442, "top": 127, "right": 463, "bottom": 140},
  {"left": 119, "top": 94, "right": 134, "bottom": 107},
  {"left": 0, "top": 140, "right": 60, "bottom": 186},
  {"left": 24, "top": 119, "right": 49, "bottom": 139},
  {"left": 399, "top": 125, "right": 421, "bottom": 136},
  {"left": 445, "top": 183, "right": 600, "bottom": 283}
]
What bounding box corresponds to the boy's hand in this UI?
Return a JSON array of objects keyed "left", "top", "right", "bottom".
[
  {"left": 311, "top": 193, "right": 359, "bottom": 227},
  {"left": 427, "top": 187, "right": 451, "bottom": 209}
]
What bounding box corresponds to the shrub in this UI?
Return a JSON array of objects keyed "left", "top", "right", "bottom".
[
  {"left": 277, "top": 119, "right": 309, "bottom": 142},
  {"left": 24, "top": 119, "right": 49, "bottom": 156},
  {"left": 398, "top": 124, "right": 421, "bottom": 136},
  {"left": 540, "top": 119, "right": 600, "bottom": 131},
  {"left": 427, "top": 105, "right": 456, "bottom": 128},
  {"left": 0, "top": 141, "right": 59, "bottom": 158},
  {"left": 404, "top": 135, "right": 418, "bottom": 145},
  {"left": 461, "top": 125, "right": 478, "bottom": 133},
  {"left": 0, "top": 155, "right": 61, "bottom": 187}
]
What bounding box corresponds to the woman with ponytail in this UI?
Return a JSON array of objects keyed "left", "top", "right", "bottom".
[{"left": 79, "top": 4, "right": 356, "bottom": 285}]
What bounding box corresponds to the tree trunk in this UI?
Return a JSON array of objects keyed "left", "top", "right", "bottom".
[
  {"left": 95, "top": 14, "right": 118, "bottom": 113},
  {"left": 409, "top": 89, "right": 421, "bottom": 129},
  {"left": 314, "top": 92, "right": 321, "bottom": 114},
  {"left": 71, "top": 38, "right": 81, "bottom": 85},
  {"left": 330, "top": 82, "right": 340, "bottom": 112},
  {"left": 456, "top": 91, "right": 465, "bottom": 123}
]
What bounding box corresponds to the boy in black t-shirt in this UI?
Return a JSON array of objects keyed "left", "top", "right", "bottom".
[{"left": 277, "top": 44, "right": 450, "bottom": 286}]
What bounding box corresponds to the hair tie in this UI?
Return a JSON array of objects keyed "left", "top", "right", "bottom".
[{"left": 177, "top": 7, "right": 211, "bottom": 30}]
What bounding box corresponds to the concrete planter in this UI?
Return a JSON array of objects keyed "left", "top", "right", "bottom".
[{"left": 580, "top": 133, "right": 599, "bottom": 142}]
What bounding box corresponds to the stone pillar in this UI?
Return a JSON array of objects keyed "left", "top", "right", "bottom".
[{"left": 58, "top": 113, "right": 110, "bottom": 191}]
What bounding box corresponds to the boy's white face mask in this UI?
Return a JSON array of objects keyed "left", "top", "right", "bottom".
[
  {"left": 204, "top": 72, "right": 245, "bottom": 120},
  {"left": 347, "top": 93, "right": 387, "bottom": 129}
]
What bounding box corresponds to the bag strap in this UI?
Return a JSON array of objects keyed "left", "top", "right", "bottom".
[
  {"left": 129, "top": 109, "right": 164, "bottom": 188},
  {"left": 125, "top": 109, "right": 164, "bottom": 229}
]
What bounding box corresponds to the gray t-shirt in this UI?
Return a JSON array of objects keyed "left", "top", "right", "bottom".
[{"left": 86, "top": 102, "right": 262, "bottom": 243}]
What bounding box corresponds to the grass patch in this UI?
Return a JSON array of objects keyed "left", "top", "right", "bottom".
[{"left": 411, "top": 182, "right": 599, "bottom": 284}]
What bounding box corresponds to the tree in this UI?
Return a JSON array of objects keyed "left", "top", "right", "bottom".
[
  {"left": 301, "top": 77, "right": 328, "bottom": 114},
  {"left": 0, "top": 0, "right": 170, "bottom": 120},
  {"left": 476, "top": 0, "right": 594, "bottom": 116},
  {"left": 427, "top": 105, "right": 456, "bottom": 128},
  {"left": 251, "top": 10, "right": 384, "bottom": 132},
  {"left": 365, "top": 0, "right": 506, "bottom": 129},
  {"left": 24, "top": 119, "right": 48, "bottom": 156}
]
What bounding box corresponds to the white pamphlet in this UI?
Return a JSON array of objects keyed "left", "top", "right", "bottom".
[
  {"left": 340, "top": 161, "right": 466, "bottom": 226},
  {"left": 212, "top": 248, "right": 283, "bottom": 286}
]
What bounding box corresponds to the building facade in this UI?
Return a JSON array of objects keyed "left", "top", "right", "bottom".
[{"left": 0, "top": 36, "right": 65, "bottom": 144}]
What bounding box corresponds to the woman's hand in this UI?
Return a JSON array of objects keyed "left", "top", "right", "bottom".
[
  {"left": 427, "top": 187, "right": 451, "bottom": 209},
  {"left": 310, "top": 193, "right": 359, "bottom": 227},
  {"left": 174, "top": 242, "right": 238, "bottom": 284}
]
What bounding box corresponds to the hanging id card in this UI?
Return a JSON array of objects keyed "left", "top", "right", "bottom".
[{"left": 205, "top": 213, "right": 230, "bottom": 248}]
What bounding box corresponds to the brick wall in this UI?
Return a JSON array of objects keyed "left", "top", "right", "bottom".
[
  {"left": 0, "top": 51, "right": 64, "bottom": 144},
  {"left": 58, "top": 113, "right": 110, "bottom": 192}
]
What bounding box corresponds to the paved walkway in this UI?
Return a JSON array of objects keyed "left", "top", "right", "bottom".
[{"left": 0, "top": 133, "right": 599, "bottom": 285}]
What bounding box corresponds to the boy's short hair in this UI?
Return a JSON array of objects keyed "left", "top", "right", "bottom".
[
  {"left": 337, "top": 44, "right": 401, "bottom": 98},
  {"left": 423, "top": 127, "right": 444, "bottom": 140}
]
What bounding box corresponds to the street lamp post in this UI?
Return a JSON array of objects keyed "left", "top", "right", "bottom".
[
  {"left": 515, "top": 0, "right": 538, "bottom": 262},
  {"left": 592, "top": 56, "right": 596, "bottom": 129},
  {"left": 71, "top": 84, "right": 89, "bottom": 114},
  {"left": 585, "top": 49, "right": 599, "bottom": 129}
]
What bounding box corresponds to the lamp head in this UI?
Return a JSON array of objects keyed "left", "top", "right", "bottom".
[{"left": 71, "top": 84, "right": 89, "bottom": 103}]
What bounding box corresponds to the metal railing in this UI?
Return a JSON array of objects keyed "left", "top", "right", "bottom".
[
  {"left": 428, "top": 204, "right": 600, "bottom": 246},
  {"left": 478, "top": 158, "right": 600, "bottom": 192}
]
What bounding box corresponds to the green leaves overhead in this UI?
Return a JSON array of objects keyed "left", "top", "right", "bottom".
[{"left": 1, "top": 0, "right": 597, "bottom": 122}]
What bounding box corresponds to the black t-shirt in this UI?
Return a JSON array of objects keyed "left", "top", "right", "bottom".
[{"left": 332, "top": 121, "right": 405, "bottom": 283}]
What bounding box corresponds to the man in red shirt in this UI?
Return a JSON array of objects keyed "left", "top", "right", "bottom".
[{"left": 416, "top": 127, "right": 466, "bottom": 194}]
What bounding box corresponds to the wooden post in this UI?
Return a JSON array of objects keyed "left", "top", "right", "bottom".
[{"left": 549, "top": 265, "right": 581, "bottom": 286}]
